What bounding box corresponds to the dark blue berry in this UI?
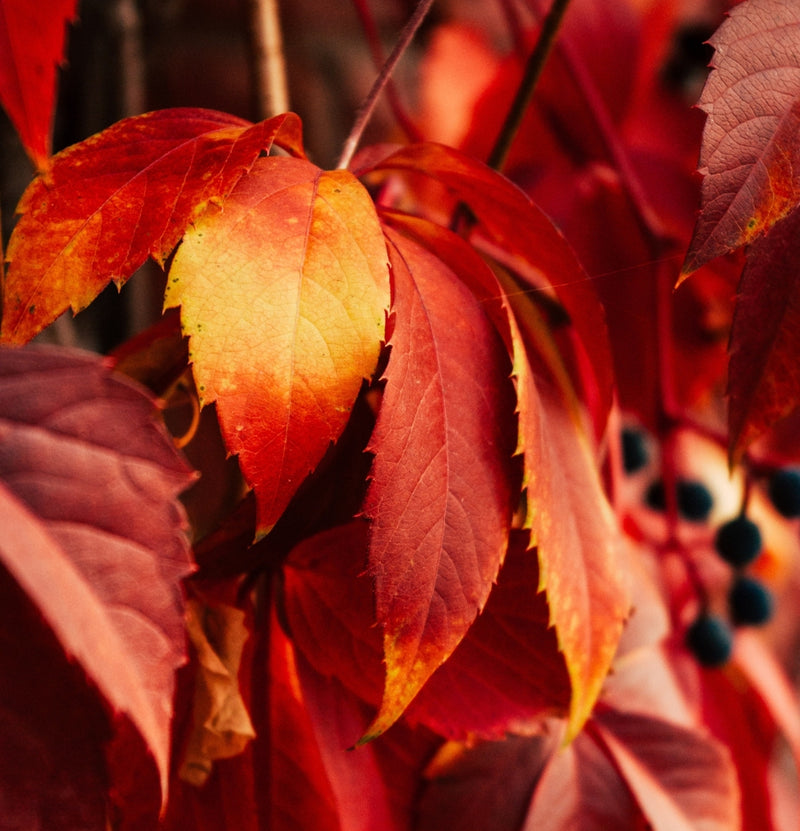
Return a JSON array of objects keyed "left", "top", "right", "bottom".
[
  {"left": 622, "top": 428, "right": 649, "bottom": 473},
  {"left": 677, "top": 480, "right": 713, "bottom": 522},
  {"left": 645, "top": 478, "right": 713, "bottom": 522},
  {"left": 714, "top": 516, "right": 762, "bottom": 568},
  {"left": 768, "top": 468, "right": 800, "bottom": 518},
  {"left": 685, "top": 614, "right": 733, "bottom": 667},
  {"left": 729, "top": 576, "right": 773, "bottom": 626},
  {"left": 645, "top": 479, "right": 666, "bottom": 511}
]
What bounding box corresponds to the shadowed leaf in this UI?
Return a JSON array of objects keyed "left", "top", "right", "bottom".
[
  {"left": 683, "top": 0, "right": 800, "bottom": 275},
  {"left": 727, "top": 207, "right": 800, "bottom": 458},
  {"left": 0, "top": 344, "right": 195, "bottom": 803}
]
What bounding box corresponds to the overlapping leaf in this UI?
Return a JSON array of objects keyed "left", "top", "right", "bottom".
[
  {"left": 0, "top": 548, "right": 110, "bottom": 831},
  {"left": 284, "top": 522, "right": 570, "bottom": 742},
  {"left": 591, "top": 710, "right": 740, "bottom": 831},
  {"left": 0, "top": 0, "right": 78, "bottom": 170},
  {"left": 167, "top": 156, "right": 390, "bottom": 534},
  {"left": 376, "top": 207, "right": 626, "bottom": 739},
  {"left": 3, "top": 109, "right": 304, "bottom": 343},
  {"left": 361, "top": 225, "right": 517, "bottom": 740},
  {"left": 359, "top": 141, "right": 615, "bottom": 433},
  {"left": 682, "top": 0, "right": 800, "bottom": 275},
  {"left": 726, "top": 207, "right": 800, "bottom": 458},
  {"left": 0, "top": 345, "right": 195, "bottom": 803},
  {"left": 420, "top": 709, "right": 738, "bottom": 831}
]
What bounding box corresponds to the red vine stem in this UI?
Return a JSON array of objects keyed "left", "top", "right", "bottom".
[
  {"left": 556, "top": 36, "right": 668, "bottom": 245},
  {"left": 337, "top": 0, "right": 435, "bottom": 170},
  {"left": 351, "top": 0, "right": 423, "bottom": 143}
]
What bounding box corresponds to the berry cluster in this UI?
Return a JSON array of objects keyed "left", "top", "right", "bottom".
[
  {"left": 683, "top": 476, "right": 790, "bottom": 666},
  {"left": 623, "top": 428, "right": 795, "bottom": 668}
]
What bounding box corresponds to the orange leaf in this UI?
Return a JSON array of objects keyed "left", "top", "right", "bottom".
[
  {"left": 3, "top": 109, "right": 303, "bottom": 343},
  {"left": 509, "top": 308, "right": 629, "bottom": 740},
  {"left": 167, "top": 156, "right": 390, "bottom": 535}
]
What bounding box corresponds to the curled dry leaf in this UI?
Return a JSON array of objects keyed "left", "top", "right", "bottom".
[{"left": 179, "top": 598, "right": 256, "bottom": 787}]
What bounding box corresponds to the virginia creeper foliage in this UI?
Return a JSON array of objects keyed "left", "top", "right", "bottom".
[{"left": 2, "top": 0, "right": 800, "bottom": 829}]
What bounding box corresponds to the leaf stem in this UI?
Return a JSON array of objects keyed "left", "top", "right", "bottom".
[
  {"left": 247, "top": 0, "right": 290, "bottom": 119},
  {"left": 352, "top": 0, "right": 423, "bottom": 143},
  {"left": 486, "top": 0, "right": 573, "bottom": 172},
  {"left": 337, "top": 0, "right": 435, "bottom": 170}
]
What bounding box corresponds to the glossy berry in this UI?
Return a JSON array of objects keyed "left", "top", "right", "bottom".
[
  {"left": 677, "top": 480, "right": 714, "bottom": 521},
  {"left": 729, "top": 576, "right": 774, "bottom": 626},
  {"left": 768, "top": 468, "right": 800, "bottom": 518},
  {"left": 621, "top": 428, "right": 649, "bottom": 473},
  {"left": 685, "top": 614, "right": 733, "bottom": 667},
  {"left": 714, "top": 516, "right": 763, "bottom": 568},
  {"left": 644, "top": 478, "right": 713, "bottom": 522}
]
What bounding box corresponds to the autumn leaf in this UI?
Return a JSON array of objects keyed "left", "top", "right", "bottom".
[
  {"left": 376, "top": 209, "right": 626, "bottom": 740},
  {"left": 417, "top": 730, "right": 561, "bottom": 831},
  {"left": 511, "top": 319, "right": 628, "bottom": 740},
  {"left": 0, "top": 549, "right": 110, "bottom": 831},
  {"left": 590, "top": 709, "right": 740, "bottom": 831},
  {"left": 726, "top": 207, "right": 800, "bottom": 458},
  {"left": 361, "top": 224, "right": 518, "bottom": 741},
  {"left": 0, "top": 0, "right": 78, "bottom": 170},
  {"left": 167, "top": 155, "right": 390, "bottom": 534},
  {"left": 360, "top": 141, "right": 614, "bottom": 434},
  {"left": 682, "top": 0, "right": 800, "bottom": 276},
  {"left": 2, "top": 109, "right": 304, "bottom": 343},
  {"left": 0, "top": 344, "right": 195, "bottom": 805},
  {"left": 404, "top": 530, "right": 571, "bottom": 740}
]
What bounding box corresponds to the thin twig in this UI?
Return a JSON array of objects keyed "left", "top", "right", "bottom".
[
  {"left": 352, "top": 0, "right": 423, "bottom": 143},
  {"left": 337, "top": 0, "right": 435, "bottom": 171},
  {"left": 486, "top": 0, "right": 572, "bottom": 172},
  {"left": 247, "top": 0, "right": 290, "bottom": 119}
]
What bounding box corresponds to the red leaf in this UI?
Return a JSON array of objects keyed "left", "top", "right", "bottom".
[
  {"left": 727, "top": 207, "right": 800, "bottom": 458},
  {"left": 3, "top": 109, "right": 304, "bottom": 343},
  {"left": 523, "top": 724, "right": 644, "bottom": 831},
  {"left": 284, "top": 522, "right": 570, "bottom": 742},
  {"left": 418, "top": 732, "right": 559, "bottom": 831},
  {"left": 0, "top": 344, "right": 195, "bottom": 802},
  {"left": 592, "top": 709, "right": 740, "bottom": 831},
  {"left": 167, "top": 156, "right": 390, "bottom": 534},
  {"left": 362, "top": 225, "right": 518, "bottom": 740},
  {"left": 683, "top": 0, "right": 800, "bottom": 275},
  {"left": 404, "top": 530, "right": 571, "bottom": 740},
  {"left": 375, "top": 208, "right": 627, "bottom": 740},
  {"left": 0, "top": 521, "right": 110, "bottom": 831},
  {"left": 362, "top": 142, "right": 614, "bottom": 434},
  {"left": 0, "top": 0, "right": 78, "bottom": 169}
]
